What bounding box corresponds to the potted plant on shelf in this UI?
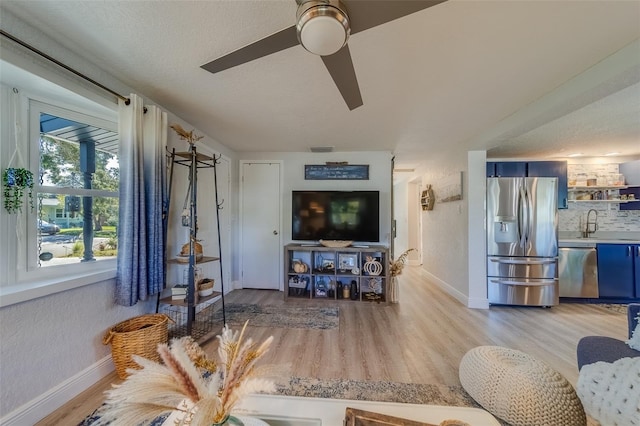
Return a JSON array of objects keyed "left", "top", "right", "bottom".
[{"left": 2, "top": 167, "right": 34, "bottom": 213}]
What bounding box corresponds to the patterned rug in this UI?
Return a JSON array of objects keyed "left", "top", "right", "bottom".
[
  {"left": 80, "top": 376, "right": 501, "bottom": 426},
  {"left": 274, "top": 377, "right": 479, "bottom": 408},
  {"left": 209, "top": 303, "right": 340, "bottom": 330},
  {"left": 595, "top": 303, "right": 628, "bottom": 315}
]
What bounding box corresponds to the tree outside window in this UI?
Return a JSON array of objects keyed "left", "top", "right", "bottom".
[{"left": 35, "top": 106, "right": 119, "bottom": 267}]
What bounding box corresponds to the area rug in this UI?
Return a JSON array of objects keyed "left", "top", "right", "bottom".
[
  {"left": 275, "top": 376, "right": 479, "bottom": 408},
  {"left": 80, "top": 376, "right": 507, "bottom": 426},
  {"left": 273, "top": 377, "right": 512, "bottom": 426},
  {"left": 207, "top": 303, "right": 339, "bottom": 330},
  {"left": 595, "top": 303, "right": 628, "bottom": 315}
]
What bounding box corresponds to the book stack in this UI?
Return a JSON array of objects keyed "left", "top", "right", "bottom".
[{"left": 171, "top": 285, "right": 188, "bottom": 300}]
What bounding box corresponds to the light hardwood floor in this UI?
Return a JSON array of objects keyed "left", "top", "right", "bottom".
[{"left": 36, "top": 265, "right": 627, "bottom": 425}]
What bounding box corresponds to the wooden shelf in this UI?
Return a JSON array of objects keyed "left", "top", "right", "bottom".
[
  {"left": 284, "top": 244, "right": 389, "bottom": 303},
  {"left": 167, "top": 256, "right": 220, "bottom": 264},
  {"left": 160, "top": 291, "right": 221, "bottom": 307},
  {"left": 568, "top": 186, "right": 627, "bottom": 191},
  {"left": 568, "top": 200, "right": 631, "bottom": 203}
]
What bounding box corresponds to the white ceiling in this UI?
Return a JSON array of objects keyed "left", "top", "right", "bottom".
[{"left": 1, "top": 0, "right": 639, "bottom": 174}]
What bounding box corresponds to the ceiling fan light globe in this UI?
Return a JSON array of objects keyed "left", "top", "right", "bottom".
[
  {"left": 297, "top": 2, "right": 350, "bottom": 56},
  {"left": 300, "top": 16, "right": 348, "bottom": 56}
]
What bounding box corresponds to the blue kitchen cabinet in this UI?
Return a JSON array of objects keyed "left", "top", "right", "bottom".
[
  {"left": 485, "top": 160, "right": 568, "bottom": 209},
  {"left": 486, "top": 161, "right": 526, "bottom": 177},
  {"left": 619, "top": 186, "right": 640, "bottom": 211},
  {"left": 597, "top": 244, "right": 638, "bottom": 299},
  {"left": 495, "top": 162, "right": 527, "bottom": 177},
  {"left": 527, "top": 161, "right": 568, "bottom": 209},
  {"left": 486, "top": 162, "right": 496, "bottom": 177}
]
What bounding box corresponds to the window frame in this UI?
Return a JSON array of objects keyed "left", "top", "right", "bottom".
[{"left": 0, "top": 96, "right": 119, "bottom": 307}]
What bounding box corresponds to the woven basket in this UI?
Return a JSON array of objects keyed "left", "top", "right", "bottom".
[{"left": 103, "top": 313, "right": 169, "bottom": 379}]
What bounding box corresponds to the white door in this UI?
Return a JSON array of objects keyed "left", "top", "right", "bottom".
[{"left": 240, "top": 162, "right": 281, "bottom": 289}]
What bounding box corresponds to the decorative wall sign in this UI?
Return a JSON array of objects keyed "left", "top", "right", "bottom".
[
  {"left": 437, "top": 172, "right": 463, "bottom": 202},
  {"left": 304, "top": 164, "right": 369, "bottom": 180}
]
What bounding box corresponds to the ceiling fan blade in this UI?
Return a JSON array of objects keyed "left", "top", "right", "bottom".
[
  {"left": 321, "top": 45, "right": 363, "bottom": 110},
  {"left": 344, "top": 0, "right": 448, "bottom": 34},
  {"left": 201, "top": 26, "right": 299, "bottom": 74}
]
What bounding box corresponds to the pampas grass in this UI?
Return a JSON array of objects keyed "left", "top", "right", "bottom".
[
  {"left": 95, "top": 321, "right": 274, "bottom": 425},
  {"left": 170, "top": 124, "right": 203, "bottom": 145},
  {"left": 390, "top": 248, "right": 416, "bottom": 277}
]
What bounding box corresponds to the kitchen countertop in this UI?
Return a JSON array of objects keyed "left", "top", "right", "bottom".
[{"left": 559, "top": 232, "right": 640, "bottom": 247}]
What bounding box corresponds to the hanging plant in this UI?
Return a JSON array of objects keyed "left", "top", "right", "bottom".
[{"left": 3, "top": 167, "right": 34, "bottom": 214}]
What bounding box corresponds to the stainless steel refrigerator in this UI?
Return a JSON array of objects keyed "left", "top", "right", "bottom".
[{"left": 486, "top": 177, "right": 559, "bottom": 307}]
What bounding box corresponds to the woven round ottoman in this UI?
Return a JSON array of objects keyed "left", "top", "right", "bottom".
[{"left": 459, "top": 346, "right": 586, "bottom": 426}]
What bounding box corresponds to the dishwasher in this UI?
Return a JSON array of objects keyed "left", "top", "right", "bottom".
[{"left": 559, "top": 247, "right": 598, "bottom": 298}]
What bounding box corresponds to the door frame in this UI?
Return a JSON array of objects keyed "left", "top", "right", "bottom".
[{"left": 239, "top": 160, "right": 283, "bottom": 290}]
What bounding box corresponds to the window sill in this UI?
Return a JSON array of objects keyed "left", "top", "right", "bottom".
[{"left": 0, "top": 266, "right": 116, "bottom": 308}]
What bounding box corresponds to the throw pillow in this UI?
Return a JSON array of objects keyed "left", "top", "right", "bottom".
[{"left": 627, "top": 313, "right": 640, "bottom": 351}]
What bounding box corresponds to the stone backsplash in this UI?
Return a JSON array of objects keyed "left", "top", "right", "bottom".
[{"left": 559, "top": 163, "right": 640, "bottom": 233}]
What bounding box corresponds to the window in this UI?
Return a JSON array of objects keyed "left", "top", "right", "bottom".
[{"left": 26, "top": 100, "right": 119, "bottom": 273}]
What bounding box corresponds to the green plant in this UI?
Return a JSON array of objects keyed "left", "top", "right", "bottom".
[
  {"left": 106, "top": 236, "right": 118, "bottom": 250},
  {"left": 3, "top": 168, "right": 34, "bottom": 213},
  {"left": 71, "top": 241, "right": 84, "bottom": 257}
]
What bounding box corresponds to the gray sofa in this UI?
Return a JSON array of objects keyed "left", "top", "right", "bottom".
[{"left": 576, "top": 303, "right": 640, "bottom": 370}]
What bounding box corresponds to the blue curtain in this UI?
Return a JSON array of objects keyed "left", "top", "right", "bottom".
[{"left": 116, "top": 94, "right": 167, "bottom": 306}]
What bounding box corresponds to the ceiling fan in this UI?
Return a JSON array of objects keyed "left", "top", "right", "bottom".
[{"left": 201, "top": 0, "right": 447, "bottom": 110}]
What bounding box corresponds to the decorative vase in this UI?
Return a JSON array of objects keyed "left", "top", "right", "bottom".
[
  {"left": 350, "top": 279, "right": 359, "bottom": 300},
  {"left": 389, "top": 276, "right": 399, "bottom": 303}
]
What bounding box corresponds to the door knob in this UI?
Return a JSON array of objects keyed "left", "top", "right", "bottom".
[{"left": 273, "top": 230, "right": 278, "bottom": 235}]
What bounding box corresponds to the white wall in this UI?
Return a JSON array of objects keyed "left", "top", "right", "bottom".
[
  {"left": 393, "top": 181, "right": 409, "bottom": 257},
  {"left": 240, "top": 151, "right": 394, "bottom": 247},
  {"left": 418, "top": 156, "right": 470, "bottom": 302},
  {"left": 393, "top": 151, "right": 488, "bottom": 308},
  {"left": 0, "top": 10, "right": 239, "bottom": 423}
]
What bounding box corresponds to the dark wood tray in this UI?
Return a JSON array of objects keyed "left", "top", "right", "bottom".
[{"left": 344, "top": 407, "right": 436, "bottom": 426}]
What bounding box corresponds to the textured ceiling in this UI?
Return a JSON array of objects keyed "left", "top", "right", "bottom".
[{"left": 1, "top": 0, "right": 639, "bottom": 174}]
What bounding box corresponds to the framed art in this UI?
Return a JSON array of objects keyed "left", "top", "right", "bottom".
[
  {"left": 304, "top": 164, "right": 369, "bottom": 180},
  {"left": 437, "top": 172, "right": 463, "bottom": 202},
  {"left": 338, "top": 253, "right": 358, "bottom": 271}
]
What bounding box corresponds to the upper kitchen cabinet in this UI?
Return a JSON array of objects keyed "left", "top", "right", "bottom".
[
  {"left": 486, "top": 160, "right": 568, "bottom": 209},
  {"left": 486, "top": 161, "right": 527, "bottom": 177},
  {"left": 619, "top": 160, "right": 640, "bottom": 211}
]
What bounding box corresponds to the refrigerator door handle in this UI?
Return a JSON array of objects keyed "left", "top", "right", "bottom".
[
  {"left": 518, "top": 186, "right": 527, "bottom": 248},
  {"left": 525, "top": 186, "right": 533, "bottom": 247},
  {"left": 489, "top": 258, "right": 557, "bottom": 265},
  {"left": 490, "top": 279, "right": 557, "bottom": 286}
]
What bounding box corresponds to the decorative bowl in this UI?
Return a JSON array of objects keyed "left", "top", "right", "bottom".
[{"left": 319, "top": 239, "right": 353, "bottom": 248}]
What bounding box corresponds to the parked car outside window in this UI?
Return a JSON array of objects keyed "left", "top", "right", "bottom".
[{"left": 38, "top": 220, "right": 60, "bottom": 235}]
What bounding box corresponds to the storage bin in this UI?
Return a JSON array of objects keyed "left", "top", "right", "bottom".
[{"left": 103, "top": 313, "right": 170, "bottom": 378}]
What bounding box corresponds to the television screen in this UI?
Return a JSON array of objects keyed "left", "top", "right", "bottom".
[{"left": 292, "top": 191, "right": 380, "bottom": 242}]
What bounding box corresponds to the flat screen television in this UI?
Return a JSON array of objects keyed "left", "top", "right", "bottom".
[{"left": 292, "top": 190, "right": 380, "bottom": 242}]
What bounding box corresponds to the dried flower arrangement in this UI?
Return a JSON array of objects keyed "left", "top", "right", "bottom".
[
  {"left": 95, "top": 321, "right": 274, "bottom": 425},
  {"left": 2, "top": 167, "right": 34, "bottom": 213},
  {"left": 389, "top": 248, "right": 416, "bottom": 277},
  {"left": 170, "top": 124, "right": 204, "bottom": 145}
]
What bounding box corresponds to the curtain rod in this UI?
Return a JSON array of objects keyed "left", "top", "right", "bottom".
[{"left": 1, "top": 29, "right": 131, "bottom": 105}]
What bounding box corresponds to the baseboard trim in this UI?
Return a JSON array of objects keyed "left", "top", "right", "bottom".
[
  {"left": 1, "top": 356, "right": 113, "bottom": 426},
  {"left": 420, "top": 269, "right": 489, "bottom": 309}
]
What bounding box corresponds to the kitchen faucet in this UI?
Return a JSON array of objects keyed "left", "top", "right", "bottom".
[{"left": 582, "top": 209, "right": 598, "bottom": 238}]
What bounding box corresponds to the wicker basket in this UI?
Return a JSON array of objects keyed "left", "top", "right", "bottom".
[{"left": 103, "top": 313, "right": 170, "bottom": 379}]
